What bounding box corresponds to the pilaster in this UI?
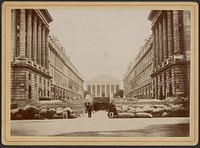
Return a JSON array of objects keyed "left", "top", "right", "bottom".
[
  {"left": 32, "top": 13, "right": 37, "bottom": 62},
  {"left": 158, "top": 20, "right": 163, "bottom": 64},
  {"left": 11, "top": 9, "right": 17, "bottom": 62},
  {"left": 19, "top": 9, "right": 26, "bottom": 57},
  {"left": 182, "top": 10, "right": 190, "bottom": 61},
  {"left": 162, "top": 12, "right": 168, "bottom": 61},
  {"left": 37, "top": 20, "right": 42, "bottom": 65},
  {"left": 173, "top": 10, "right": 180, "bottom": 54},
  {"left": 45, "top": 29, "right": 50, "bottom": 70},
  {"left": 26, "top": 10, "right": 32, "bottom": 59},
  {"left": 167, "top": 10, "right": 174, "bottom": 57},
  {"left": 155, "top": 25, "right": 159, "bottom": 65},
  {"left": 41, "top": 24, "right": 46, "bottom": 67}
]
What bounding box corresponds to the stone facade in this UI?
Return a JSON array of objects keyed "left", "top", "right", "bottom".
[
  {"left": 11, "top": 9, "right": 53, "bottom": 101},
  {"left": 86, "top": 75, "right": 121, "bottom": 98},
  {"left": 11, "top": 9, "right": 84, "bottom": 101},
  {"left": 148, "top": 10, "right": 190, "bottom": 99},
  {"left": 49, "top": 35, "right": 84, "bottom": 100},
  {"left": 123, "top": 36, "right": 153, "bottom": 99}
]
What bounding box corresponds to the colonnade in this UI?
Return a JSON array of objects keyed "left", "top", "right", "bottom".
[
  {"left": 152, "top": 10, "right": 190, "bottom": 69},
  {"left": 11, "top": 9, "right": 50, "bottom": 70},
  {"left": 87, "top": 84, "right": 120, "bottom": 97},
  {"left": 151, "top": 10, "right": 190, "bottom": 99}
]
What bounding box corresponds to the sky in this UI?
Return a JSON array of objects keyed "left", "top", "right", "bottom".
[{"left": 48, "top": 9, "right": 152, "bottom": 82}]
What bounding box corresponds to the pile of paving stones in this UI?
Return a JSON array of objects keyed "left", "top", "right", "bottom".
[
  {"left": 113, "top": 97, "right": 189, "bottom": 118},
  {"left": 11, "top": 105, "right": 76, "bottom": 120}
]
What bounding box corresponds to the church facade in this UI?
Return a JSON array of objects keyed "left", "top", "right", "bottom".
[{"left": 86, "top": 75, "right": 121, "bottom": 98}]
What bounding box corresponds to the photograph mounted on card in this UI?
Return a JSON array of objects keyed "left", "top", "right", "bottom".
[{"left": 1, "top": 1, "right": 198, "bottom": 146}]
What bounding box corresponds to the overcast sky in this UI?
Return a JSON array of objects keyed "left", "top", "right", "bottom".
[{"left": 48, "top": 9, "right": 152, "bottom": 82}]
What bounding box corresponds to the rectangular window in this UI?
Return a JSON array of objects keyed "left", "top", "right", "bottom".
[{"left": 29, "top": 73, "right": 31, "bottom": 80}]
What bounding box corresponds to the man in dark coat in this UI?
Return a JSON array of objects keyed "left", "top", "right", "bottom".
[
  {"left": 86, "top": 102, "right": 93, "bottom": 118},
  {"left": 108, "top": 102, "right": 117, "bottom": 118}
]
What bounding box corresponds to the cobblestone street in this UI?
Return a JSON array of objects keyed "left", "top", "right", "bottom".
[{"left": 11, "top": 110, "right": 189, "bottom": 137}]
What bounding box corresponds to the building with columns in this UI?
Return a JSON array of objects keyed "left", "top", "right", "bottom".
[
  {"left": 49, "top": 34, "right": 84, "bottom": 100},
  {"left": 123, "top": 36, "right": 153, "bottom": 99},
  {"left": 86, "top": 75, "right": 121, "bottom": 98},
  {"left": 11, "top": 9, "right": 53, "bottom": 100},
  {"left": 148, "top": 10, "right": 190, "bottom": 99}
]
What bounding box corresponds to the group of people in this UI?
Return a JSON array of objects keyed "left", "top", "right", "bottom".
[{"left": 85, "top": 101, "right": 117, "bottom": 118}]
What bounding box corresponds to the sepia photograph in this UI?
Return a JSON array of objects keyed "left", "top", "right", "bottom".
[{"left": 1, "top": 1, "right": 198, "bottom": 146}]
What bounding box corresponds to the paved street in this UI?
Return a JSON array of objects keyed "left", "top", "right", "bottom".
[{"left": 11, "top": 110, "right": 189, "bottom": 137}]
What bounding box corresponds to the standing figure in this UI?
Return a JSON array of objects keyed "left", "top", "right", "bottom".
[
  {"left": 108, "top": 102, "right": 117, "bottom": 118},
  {"left": 86, "top": 102, "right": 93, "bottom": 118}
]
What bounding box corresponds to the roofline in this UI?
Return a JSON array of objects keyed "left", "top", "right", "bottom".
[{"left": 41, "top": 9, "right": 53, "bottom": 23}]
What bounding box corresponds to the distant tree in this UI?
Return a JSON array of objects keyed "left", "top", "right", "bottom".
[{"left": 114, "top": 89, "right": 124, "bottom": 98}]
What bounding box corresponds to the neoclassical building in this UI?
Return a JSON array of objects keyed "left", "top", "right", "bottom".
[
  {"left": 49, "top": 35, "right": 84, "bottom": 100},
  {"left": 148, "top": 10, "right": 190, "bottom": 99},
  {"left": 10, "top": 9, "right": 84, "bottom": 101},
  {"left": 123, "top": 36, "right": 153, "bottom": 99},
  {"left": 11, "top": 9, "right": 53, "bottom": 100},
  {"left": 86, "top": 75, "right": 121, "bottom": 98}
]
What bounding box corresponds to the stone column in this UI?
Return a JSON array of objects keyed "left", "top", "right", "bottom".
[
  {"left": 173, "top": 10, "right": 180, "bottom": 54},
  {"left": 37, "top": 20, "right": 42, "bottom": 65},
  {"left": 105, "top": 84, "right": 107, "bottom": 97},
  {"left": 167, "top": 10, "right": 174, "bottom": 57},
  {"left": 152, "top": 27, "right": 157, "bottom": 68},
  {"left": 155, "top": 25, "right": 159, "bottom": 65},
  {"left": 26, "top": 10, "right": 32, "bottom": 59},
  {"left": 32, "top": 13, "right": 37, "bottom": 63},
  {"left": 89, "top": 85, "right": 92, "bottom": 94},
  {"left": 162, "top": 12, "right": 168, "bottom": 61},
  {"left": 95, "top": 85, "right": 97, "bottom": 97},
  {"left": 114, "top": 84, "right": 116, "bottom": 95},
  {"left": 41, "top": 24, "right": 46, "bottom": 67},
  {"left": 182, "top": 10, "right": 190, "bottom": 60},
  {"left": 158, "top": 20, "right": 163, "bottom": 64},
  {"left": 11, "top": 9, "right": 17, "bottom": 61},
  {"left": 100, "top": 84, "right": 102, "bottom": 97},
  {"left": 45, "top": 28, "right": 50, "bottom": 70},
  {"left": 19, "top": 9, "right": 26, "bottom": 57},
  {"left": 110, "top": 84, "right": 112, "bottom": 98}
]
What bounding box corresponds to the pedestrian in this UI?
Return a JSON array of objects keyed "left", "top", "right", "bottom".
[
  {"left": 108, "top": 102, "right": 117, "bottom": 118},
  {"left": 86, "top": 102, "right": 93, "bottom": 118}
]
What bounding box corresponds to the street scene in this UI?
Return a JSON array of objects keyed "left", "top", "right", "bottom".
[{"left": 10, "top": 6, "right": 191, "bottom": 138}]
